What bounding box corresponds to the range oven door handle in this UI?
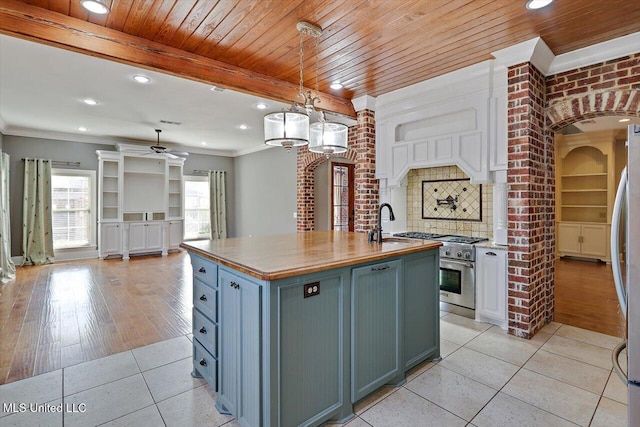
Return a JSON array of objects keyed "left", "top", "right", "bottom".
[{"left": 441, "top": 259, "right": 474, "bottom": 268}]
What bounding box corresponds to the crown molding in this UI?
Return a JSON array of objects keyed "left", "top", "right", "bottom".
[
  {"left": 548, "top": 31, "right": 640, "bottom": 75},
  {"left": 492, "top": 37, "right": 555, "bottom": 75},
  {"left": 492, "top": 32, "right": 640, "bottom": 76},
  {"left": 352, "top": 95, "right": 377, "bottom": 112}
]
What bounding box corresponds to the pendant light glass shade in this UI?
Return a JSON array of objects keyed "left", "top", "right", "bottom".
[
  {"left": 264, "top": 109, "right": 310, "bottom": 150},
  {"left": 309, "top": 121, "right": 348, "bottom": 155}
]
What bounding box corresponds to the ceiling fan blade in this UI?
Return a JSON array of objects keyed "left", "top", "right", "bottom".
[{"left": 169, "top": 151, "right": 189, "bottom": 157}]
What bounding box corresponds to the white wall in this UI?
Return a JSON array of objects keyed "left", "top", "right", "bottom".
[{"left": 234, "top": 147, "right": 297, "bottom": 237}]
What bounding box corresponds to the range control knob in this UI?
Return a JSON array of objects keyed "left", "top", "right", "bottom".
[
  {"left": 456, "top": 251, "right": 463, "bottom": 258},
  {"left": 445, "top": 250, "right": 451, "bottom": 256},
  {"left": 464, "top": 252, "right": 471, "bottom": 259}
]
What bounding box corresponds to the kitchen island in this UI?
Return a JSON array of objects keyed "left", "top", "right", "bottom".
[{"left": 181, "top": 231, "right": 441, "bottom": 427}]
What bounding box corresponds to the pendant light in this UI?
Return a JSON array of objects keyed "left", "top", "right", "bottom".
[
  {"left": 309, "top": 111, "right": 348, "bottom": 156},
  {"left": 264, "top": 21, "right": 348, "bottom": 155}
]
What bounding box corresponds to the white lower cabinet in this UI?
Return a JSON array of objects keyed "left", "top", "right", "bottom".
[
  {"left": 475, "top": 247, "right": 507, "bottom": 329},
  {"left": 168, "top": 220, "right": 183, "bottom": 251},
  {"left": 557, "top": 222, "right": 609, "bottom": 262},
  {"left": 122, "top": 221, "right": 165, "bottom": 259},
  {"left": 99, "top": 223, "right": 122, "bottom": 259}
]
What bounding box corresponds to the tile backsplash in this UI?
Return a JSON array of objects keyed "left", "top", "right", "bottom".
[{"left": 407, "top": 166, "right": 493, "bottom": 238}]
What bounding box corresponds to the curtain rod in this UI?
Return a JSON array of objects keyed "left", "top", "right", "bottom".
[
  {"left": 193, "top": 169, "right": 226, "bottom": 175},
  {"left": 22, "top": 159, "right": 81, "bottom": 167}
]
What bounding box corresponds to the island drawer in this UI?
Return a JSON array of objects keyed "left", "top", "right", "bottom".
[
  {"left": 194, "top": 278, "right": 217, "bottom": 321},
  {"left": 191, "top": 255, "right": 217, "bottom": 287},
  {"left": 193, "top": 308, "right": 217, "bottom": 355},
  {"left": 193, "top": 339, "right": 217, "bottom": 390}
]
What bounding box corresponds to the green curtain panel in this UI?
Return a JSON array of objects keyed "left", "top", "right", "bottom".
[
  {"left": 22, "top": 158, "right": 54, "bottom": 265},
  {"left": 0, "top": 152, "right": 16, "bottom": 282},
  {"left": 208, "top": 170, "right": 227, "bottom": 239}
]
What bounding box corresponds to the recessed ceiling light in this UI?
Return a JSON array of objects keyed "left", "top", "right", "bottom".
[
  {"left": 330, "top": 81, "right": 343, "bottom": 90},
  {"left": 210, "top": 86, "right": 226, "bottom": 93},
  {"left": 201, "top": 141, "right": 207, "bottom": 146},
  {"left": 78, "top": 126, "right": 88, "bottom": 132},
  {"left": 619, "top": 118, "right": 631, "bottom": 123},
  {"left": 255, "top": 102, "right": 269, "bottom": 110},
  {"left": 83, "top": 98, "right": 98, "bottom": 106},
  {"left": 238, "top": 124, "right": 249, "bottom": 130},
  {"left": 80, "top": 0, "right": 110, "bottom": 14},
  {"left": 133, "top": 75, "right": 151, "bottom": 83},
  {"left": 526, "top": 0, "right": 553, "bottom": 10}
]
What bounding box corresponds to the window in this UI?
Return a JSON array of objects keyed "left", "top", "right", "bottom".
[
  {"left": 51, "top": 169, "right": 96, "bottom": 249},
  {"left": 184, "top": 176, "right": 210, "bottom": 240}
]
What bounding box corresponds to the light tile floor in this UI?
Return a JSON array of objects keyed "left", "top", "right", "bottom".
[{"left": 0, "top": 314, "right": 629, "bottom": 427}]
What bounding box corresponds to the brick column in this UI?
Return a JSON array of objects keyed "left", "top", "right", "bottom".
[
  {"left": 353, "top": 109, "right": 378, "bottom": 232},
  {"left": 296, "top": 109, "right": 378, "bottom": 232},
  {"left": 507, "top": 62, "right": 550, "bottom": 339}
]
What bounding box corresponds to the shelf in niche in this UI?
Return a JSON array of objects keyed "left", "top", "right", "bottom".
[
  {"left": 103, "top": 175, "right": 118, "bottom": 179},
  {"left": 123, "top": 170, "right": 165, "bottom": 175},
  {"left": 103, "top": 205, "right": 118, "bottom": 209},
  {"left": 561, "top": 189, "right": 607, "bottom": 192},
  {"left": 561, "top": 173, "right": 607, "bottom": 178},
  {"left": 561, "top": 204, "right": 607, "bottom": 208},
  {"left": 103, "top": 190, "right": 119, "bottom": 193}
]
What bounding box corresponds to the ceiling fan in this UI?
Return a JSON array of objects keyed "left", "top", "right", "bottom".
[{"left": 135, "top": 129, "right": 190, "bottom": 159}]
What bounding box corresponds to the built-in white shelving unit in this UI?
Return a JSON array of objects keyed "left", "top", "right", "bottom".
[{"left": 97, "top": 148, "right": 185, "bottom": 259}]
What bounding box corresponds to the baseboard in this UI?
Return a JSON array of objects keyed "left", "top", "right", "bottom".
[{"left": 11, "top": 248, "right": 100, "bottom": 265}]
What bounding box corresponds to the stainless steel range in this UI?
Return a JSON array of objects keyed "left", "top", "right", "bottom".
[{"left": 394, "top": 232, "right": 488, "bottom": 318}]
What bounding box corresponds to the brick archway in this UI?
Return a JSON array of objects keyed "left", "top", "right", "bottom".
[
  {"left": 507, "top": 53, "right": 639, "bottom": 338},
  {"left": 546, "top": 88, "right": 640, "bottom": 131},
  {"left": 297, "top": 109, "right": 379, "bottom": 232}
]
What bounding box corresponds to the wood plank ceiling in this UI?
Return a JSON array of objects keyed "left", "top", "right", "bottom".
[{"left": 2, "top": 0, "right": 640, "bottom": 118}]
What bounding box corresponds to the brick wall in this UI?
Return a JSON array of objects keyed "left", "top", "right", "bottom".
[
  {"left": 297, "top": 109, "right": 378, "bottom": 232},
  {"left": 507, "top": 53, "right": 639, "bottom": 338}
]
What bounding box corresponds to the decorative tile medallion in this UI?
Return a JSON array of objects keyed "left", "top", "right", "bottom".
[{"left": 422, "top": 178, "right": 482, "bottom": 221}]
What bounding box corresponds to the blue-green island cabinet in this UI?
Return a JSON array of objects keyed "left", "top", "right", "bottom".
[{"left": 186, "top": 248, "right": 439, "bottom": 427}]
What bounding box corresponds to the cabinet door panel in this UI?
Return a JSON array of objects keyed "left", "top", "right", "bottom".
[
  {"left": 238, "top": 279, "right": 261, "bottom": 427},
  {"left": 145, "top": 222, "right": 163, "bottom": 250},
  {"left": 580, "top": 224, "right": 607, "bottom": 257},
  {"left": 404, "top": 252, "right": 438, "bottom": 369},
  {"left": 352, "top": 260, "right": 402, "bottom": 402},
  {"left": 557, "top": 223, "right": 581, "bottom": 254},
  {"left": 278, "top": 273, "right": 344, "bottom": 427},
  {"left": 128, "top": 223, "right": 146, "bottom": 252},
  {"left": 476, "top": 249, "right": 507, "bottom": 324},
  {"left": 218, "top": 272, "right": 240, "bottom": 415},
  {"left": 101, "top": 224, "right": 121, "bottom": 255}
]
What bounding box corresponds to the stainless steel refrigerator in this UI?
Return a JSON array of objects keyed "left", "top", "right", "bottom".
[{"left": 611, "top": 124, "right": 640, "bottom": 425}]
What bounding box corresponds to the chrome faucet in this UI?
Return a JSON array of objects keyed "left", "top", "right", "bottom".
[{"left": 370, "top": 203, "right": 395, "bottom": 243}]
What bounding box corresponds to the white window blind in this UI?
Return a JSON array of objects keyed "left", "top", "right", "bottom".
[
  {"left": 184, "top": 177, "right": 210, "bottom": 240},
  {"left": 51, "top": 170, "right": 95, "bottom": 249}
]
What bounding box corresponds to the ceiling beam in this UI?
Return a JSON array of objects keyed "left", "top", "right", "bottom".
[{"left": 0, "top": 0, "right": 356, "bottom": 118}]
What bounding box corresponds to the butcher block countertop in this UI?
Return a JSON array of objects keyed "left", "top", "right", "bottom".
[{"left": 180, "top": 231, "right": 442, "bottom": 281}]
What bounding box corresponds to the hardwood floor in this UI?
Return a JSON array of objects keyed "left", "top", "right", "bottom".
[
  {"left": 554, "top": 257, "right": 626, "bottom": 338},
  {"left": 0, "top": 252, "right": 192, "bottom": 385},
  {"left": 0, "top": 251, "right": 625, "bottom": 385}
]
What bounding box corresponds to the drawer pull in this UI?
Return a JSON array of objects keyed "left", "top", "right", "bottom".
[
  {"left": 198, "top": 267, "right": 206, "bottom": 273},
  {"left": 231, "top": 281, "right": 240, "bottom": 289},
  {"left": 199, "top": 359, "right": 207, "bottom": 367},
  {"left": 199, "top": 294, "right": 207, "bottom": 301},
  {"left": 199, "top": 327, "right": 207, "bottom": 334},
  {"left": 486, "top": 252, "right": 497, "bottom": 256},
  {"left": 372, "top": 265, "right": 389, "bottom": 271}
]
